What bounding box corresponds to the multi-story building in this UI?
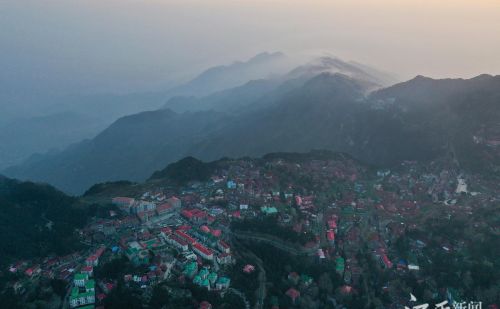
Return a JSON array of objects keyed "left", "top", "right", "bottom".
[
  {"left": 192, "top": 243, "right": 214, "bottom": 260},
  {"left": 69, "top": 274, "right": 95, "bottom": 308},
  {"left": 112, "top": 197, "right": 136, "bottom": 212}
]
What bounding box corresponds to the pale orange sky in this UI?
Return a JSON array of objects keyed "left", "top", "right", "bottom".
[{"left": 1, "top": 0, "right": 500, "bottom": 94}]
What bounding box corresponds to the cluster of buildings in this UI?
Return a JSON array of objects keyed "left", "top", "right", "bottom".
[
  {"left": 6, "top": 155, "right": 498, "bottom": 309},
  {"left": 69, "top": 273, "right": 95, "bottom": 308},
  {"left": 182, "top": 262, "right": 231, "bottom": 291},
  {"left": 67, "top": 247, "right": 106, "bottom": 308},
  {"left": 112, "top": 195, "right": 181, "bottom": 222}
]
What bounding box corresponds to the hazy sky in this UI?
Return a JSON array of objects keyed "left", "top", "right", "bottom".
[{"left": 1, "top": 0, "right": 500, "bottom": 95}]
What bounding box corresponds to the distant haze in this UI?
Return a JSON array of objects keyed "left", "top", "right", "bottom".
[{"left": 1, "top": 0, "right": 500, "bottom": 95}]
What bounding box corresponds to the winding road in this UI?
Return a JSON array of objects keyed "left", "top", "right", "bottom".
[
  {"left": 232, "top": 237, "right": 267, "bottom": 309},
  {"left": 233, "top": 231, "right": 318, "bottom": 256}
]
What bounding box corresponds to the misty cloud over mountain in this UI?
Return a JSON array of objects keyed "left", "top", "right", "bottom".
[
  {"left": 4, "top": 54, "right": 498, "bottom": 194},
  {"left": 0, "top": 52, "right": 297, "bottom": 169}
]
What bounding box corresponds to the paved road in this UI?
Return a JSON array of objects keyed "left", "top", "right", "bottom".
[
  {"left": 232, "top": 231, "right": 320, "bottom": 308},
  {"left": 227, "top": 288, "right": 251, "bottom": 309},
  {"left": 232, "top": 238, "right": 266, "bottom": 309},
  {"left": 233, "top": 231, "right": 317, "bottom": 256},
  {"left": 249, "top": 251, "right": 266, "bottom": 309}
]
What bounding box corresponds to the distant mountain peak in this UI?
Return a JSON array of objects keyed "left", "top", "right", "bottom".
[
  {"left": 471, "top": 73, "right": 495, "bottom": 81},
  {"left": 7, "top": 70, "right": 500, "bottom": 194},
  {"left": 412, "top": 74, "right": 432, "bottom": 81},
  {"left": 248, "top": 51, "right": 285, "bottom": 63},
  {"left": 304, "top": 72, "right": 358, "bottom": 88},
  {"left": 168, "top": 51, "right": 291, "bottom": 98},
  {"left": 286, "top": 55, "right": 395, "bottom": 90}
]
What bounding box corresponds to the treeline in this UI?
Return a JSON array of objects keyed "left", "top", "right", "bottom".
[
  {"left": 244, "top": 242, "right": 344, "bottom": 309},
  {"left": 231, "top": 216, "right": 316, "bottom": 245},
  {"left": 393, "top": 206, "right": 500, "bottom": 306},
  {"left": 149, "top": 156, "right": 217, "bottom": 185},
  {"left": 0, "top": 177, "right": 88, "bottom": 266}
]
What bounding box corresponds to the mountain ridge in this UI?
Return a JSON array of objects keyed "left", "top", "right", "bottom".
[{"left": 5, "top": 69, "right": 498, "bottom": 195}]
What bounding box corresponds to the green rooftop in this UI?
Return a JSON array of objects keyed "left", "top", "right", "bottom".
[
  {"left": 184, "top": 262, "right": 197, "bottom": 271},
  {"left": 193, "top": 275, "right": 202, "bottom": 285},
  {"left": 79, "top": 291, "right": 94, "bottom": 298},
  {"left": 74, "top": 273, "right": 88, "bottom": 281},
  {"left": 125, "top": 247, "right": 139, "bottom": 255},
  {"left": 270, "top": 296, "right": 279, "bottom": 306},
  {"left": 201, "top": 279, "right": 210, "bottom": 287},
  {"left": 341, "top": 207, "right": 355, "bottom": 216},
  {"left": 261, "top": 206, "right": 278, "bottom": 214},
  {"left": 208, "top": 272, "right": 218, "bottom": 283},
  {"left": 301, "top": 274, "right": 313, "bottom": 283},
  {"left": 199, "top": 268, "right": 209, "bottom": 277},
  {"left": 71, "top": 287, "right": 79, "bottom": 297},
  {"left": 217, "top": 277, "right": 230, "bottom": 284},
  {"left": 336, "top": 257, "right": 345, "bottom": 273}
]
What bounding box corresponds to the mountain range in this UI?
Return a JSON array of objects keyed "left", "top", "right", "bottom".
[
  {"left": 0, "top": 52, "right": 294, "bottom": 170},
  {"left": 4, "top": 54, "right": 499, "bottom": 195}
]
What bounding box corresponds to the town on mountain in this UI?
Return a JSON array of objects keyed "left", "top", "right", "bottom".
[{"left": 2, "top": 153, "right": 498, "bottom": 309}]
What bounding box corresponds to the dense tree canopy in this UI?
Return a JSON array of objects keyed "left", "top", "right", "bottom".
[{"left": 0, "top": 176, "right": 87, "bottom": 265}]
